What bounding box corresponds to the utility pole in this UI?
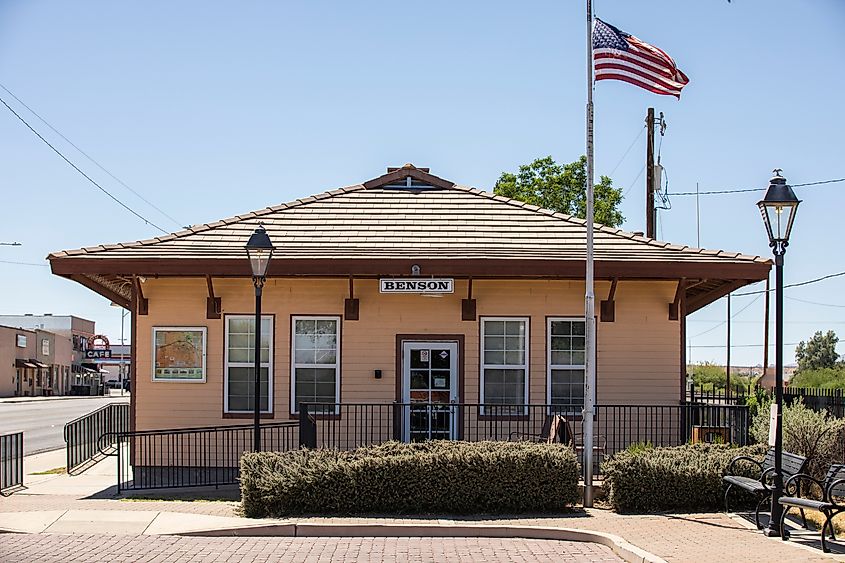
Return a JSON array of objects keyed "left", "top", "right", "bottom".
[
  {"left": 646, "top": 108, "right": 655, "bottom": 238},
  {"left": 763, "top": 275, "right": 770, "bottom": 387},
  {"left": 726, "top": 295, "right": 731, "bottom": 398}
]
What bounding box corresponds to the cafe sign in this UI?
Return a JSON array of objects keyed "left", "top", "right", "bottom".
[
  {"left": 85, "top": 349, "right": 112, "bottom": 359},
  {"left": 380, "top": 278, "right": 454, "bottom": 294}
]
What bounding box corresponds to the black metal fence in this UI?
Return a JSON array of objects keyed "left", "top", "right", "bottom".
[
  {"left": 116, "top": 421, "right": 298, "bottom": 492},
  {"left": 299, "top": 402, "right": 751, "bottom": 477},
  {"left": 785, "top": 387, "right": 845, "bottom": 418},
  {"left": 0, "top": 431, "right": 24, "bottom": 496},
  {"left": 64, "top": 402, "right": 130, "bottom": 474},
  {"left": 688, "top": 383, "right": 751, "bottom": 406}
]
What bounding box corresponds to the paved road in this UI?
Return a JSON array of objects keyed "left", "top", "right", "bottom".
[
  {"left": 0, "top": 534, "right": 622, "bottom": 562},
  {"left": 0, "top": 396, "right": 129, "bottom": 454}
]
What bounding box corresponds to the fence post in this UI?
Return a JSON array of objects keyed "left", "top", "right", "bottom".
[
  {"left": 392, "top": 402, "right": 403, "bottom": 442},
  {"left": 298, "top": 404, "right": 317, "bottom": 449}
]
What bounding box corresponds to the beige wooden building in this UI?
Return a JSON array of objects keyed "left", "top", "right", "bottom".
[{"left": 49, "top": 165, "right": 769, "bottom": 440}]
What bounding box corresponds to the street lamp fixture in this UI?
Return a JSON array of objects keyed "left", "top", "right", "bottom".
[
  {"left": 758, "top": 170, "right": 800, "bottom": 538},
  {"left": 245, "top": 225, "right": 274, "bottom": 452}
]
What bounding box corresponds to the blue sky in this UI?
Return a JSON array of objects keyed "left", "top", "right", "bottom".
[{"left": 0, "top": 1, "right": 843, "bottom": 366}]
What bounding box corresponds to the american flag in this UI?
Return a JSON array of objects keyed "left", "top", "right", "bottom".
[{"left": 593, "top": 18, "right": 689, "bottom": 98}]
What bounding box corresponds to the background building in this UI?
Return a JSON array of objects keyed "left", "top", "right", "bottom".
[{"left": 0, "top": 314, "right": 97, "bottom": 395}]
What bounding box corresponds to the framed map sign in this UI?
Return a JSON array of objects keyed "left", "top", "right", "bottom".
[{"left": 152, "top": 327, "right": 207, "bottom": 382}]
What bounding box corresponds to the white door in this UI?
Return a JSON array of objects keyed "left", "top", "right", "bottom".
[{"left": 402, "top": 341, "right": 459, "bottom": 442}]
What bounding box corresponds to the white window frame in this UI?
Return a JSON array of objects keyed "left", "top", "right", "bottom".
[
  {"left": 224, "top": 315, "right": 273, "bottom": 414},
  {"left": 290, "top": 315, "right": 341, "bottom": 415},
  {"left": 480, "top": 316, "right": 530, "bottom": 414},
  {"left": 546, "top": 317, "right": 588, "bottom": 413}
]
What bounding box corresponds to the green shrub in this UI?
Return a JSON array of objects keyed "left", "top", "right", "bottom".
[
  {"left": 601, "top": 443, "right": 766, "bottom": 513},
  {"left": 789, "top": 368, "right": 845, "bottom": 390},
  {"left": 750, "top": 397, "right": 845, "bottom": 480},
  {"left": 625, "top": 441, "right": 654, "bottom": 455},
  {"left": 240, "top": 440, "right": 580, "bottom": 517}
]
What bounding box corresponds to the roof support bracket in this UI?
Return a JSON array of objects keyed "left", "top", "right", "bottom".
[
  {"left": 134, "top": 276, "right": 149, "bottom": 316},
  {"left": 600, "top": 278, "right": 618, "bottom": 322},
  {"left": 345, "top": 275, "right": 359, "bottom": 321},
  {"left": 669, "top": 278, "right": 686, "bottom": 321},
  {"left": 462, "top": 278, "right": 476, "bottom": 321},
  {"left": 206, "top": 275, "right": 221, "bottom": 319}
]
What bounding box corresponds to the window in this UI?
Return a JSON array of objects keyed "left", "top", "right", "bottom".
[
  {"left": 224, "top": 316, "right": 273, "bottom": 413},
  {"left": 481, "top": 317, "right": 529, "bottom": 414},
  {"left": 547, "top": 318, "right": 587, "bottom": 414},
  {"left": 152, "top": 327, "right": 207, "bottom": 382},
  {"left": 291, "top": 316, "right": 340, "bottom": 414}
]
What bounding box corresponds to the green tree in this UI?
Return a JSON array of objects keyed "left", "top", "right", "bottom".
[
  {"left": 494, "top": 156, "right": 624, "bottom": 227},
  {"left": 688, "top": 361, "right": 751, "bottom": 392},
  {"left": 795, "top": 330, "right": 840, "bottom": 372}
]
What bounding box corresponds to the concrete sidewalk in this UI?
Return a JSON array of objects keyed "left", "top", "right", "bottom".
[
  {"left": 3, "top": 449, "right": 844, "bottom": 562},
  {"left": 0, "top": 391, "right": 129, "bottom": 404}
]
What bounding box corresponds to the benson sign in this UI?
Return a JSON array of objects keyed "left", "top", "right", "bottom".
[{"left": 380, "top": 278, "right": 454, "bottom": 294}]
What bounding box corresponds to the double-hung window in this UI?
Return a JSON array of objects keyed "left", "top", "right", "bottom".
[
  {"left": 291, "top": 316, "right": 340, "bottom": 414},
  {"left": 480, "top": 317, "right": 529, "bottom": 414},
  {"left": 224, "top": 316, "right": 273, "bottom": 414},
  {"left": 547, "top": 318, "right": 586, "bottom": 415}
]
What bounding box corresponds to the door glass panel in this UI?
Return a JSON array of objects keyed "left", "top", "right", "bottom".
[
  {"left": 410, "top": 370, "right": 429, "bottom": 390},
  {"left": 431, "top": 349, "right": 450, "bottom": 369},
  {"left": 410, "top": 349, "right": 429, "bottom": 369},
  {"left": 410, "top": 390, "right": 429, "bottom": 402},
  {"left": 430, "top": 370, "right": 450, "bottom": 390},
  {"left": 406, "top": 344, "right": 457, "bottom": 442}
]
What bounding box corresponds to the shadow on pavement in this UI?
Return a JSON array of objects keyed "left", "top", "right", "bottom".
[{"left": 733, "top": 510, "right": 845, "bottom": 555}]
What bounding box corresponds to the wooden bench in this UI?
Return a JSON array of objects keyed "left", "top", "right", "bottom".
[
  {"left": 779, "top": 463, "right": 845, "bottom": 553},
  {"left": 723, "top": 447, "right": 808, "bottom": 528}
]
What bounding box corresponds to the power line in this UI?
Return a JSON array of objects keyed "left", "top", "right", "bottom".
[
  {"left": 0, "top": 95, "right": 168, "bottom": 234},
  {"left": 0, "top": 83, "right": 182, "bottom": 229},
  {"left": 690, "top": 341, "right": 845, "bottom": 349},
  {"left": 608, "top": 125, "right": 645, "bottom": 177},
  {"left": 689, "top": 319, "right": 845, "bottom": 324},
  {"left": 734, "top": 270, "right": 845, "bottom": 296},
  {"left": 786, "top": 296, "right": 845, "bottom": 309},
  {"left": 688, "top": 293, "right": 762, "bottom": 338},
  {"left": 672, "top": 177, "right": 845, "bottom": 197},
  {"left": 622, "top": 163, "right": 646, "bottom": 198},
  {"left": 0, "top": 259, "right": 48, "bottom": 267}
]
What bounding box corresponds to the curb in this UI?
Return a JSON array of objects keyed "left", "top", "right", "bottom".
[
  {"left": 179, "top": 522, "right": 665, "bottom": 563},
  {"left": 0, "top": 396, "right": 129, "bottom": 404}
]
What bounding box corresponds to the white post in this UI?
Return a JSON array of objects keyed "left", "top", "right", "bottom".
[
  {"left": 119, "top": 309, "right": 126, "bottom": 396},
  {"left": 582, "top": 0, "right": 597, "bottom": 508}
]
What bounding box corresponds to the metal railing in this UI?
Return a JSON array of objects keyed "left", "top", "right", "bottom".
[
  {"left": 785, "top": 387, "right": 845, "bottom": 418},
  {"left": 299, "top": 402, "right": 751, "bottom": 477},
  {"left": 688, "top": 383, "right": 752, "bottom": 406},
  {"left": 116, "top": 421, "right": 298, "bottom": 492},
  {"left": 0, "top": 431, "right": 24, "bottom": 496},
  {"left": 64, "top": 402, "right": 130, "bottom": 474}
]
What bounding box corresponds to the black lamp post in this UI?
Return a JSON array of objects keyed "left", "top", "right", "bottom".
[
  {"left": 245, "top": 225, "right": 274, "bottom": 452},
  {"left": 758, "top": 170, "right": 800, "bottom": 537}
]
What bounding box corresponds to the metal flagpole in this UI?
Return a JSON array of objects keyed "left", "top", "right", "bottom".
[{"left": 583, "top": 0, "right": 597, "bottom": 508}]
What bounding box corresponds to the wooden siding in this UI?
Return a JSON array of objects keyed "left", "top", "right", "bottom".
[{"left": 134, "top": 278, "right": 680, "bottom": 431}]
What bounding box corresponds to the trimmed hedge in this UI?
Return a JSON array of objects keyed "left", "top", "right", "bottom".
[
  {"left": 601, "top": 442, "right": 767, "bottom": 513},
  {"left": 240, "top": 440, "right": 579, "bottom": 517}
]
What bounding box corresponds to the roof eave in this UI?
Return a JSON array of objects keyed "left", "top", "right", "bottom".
[{"left": 49, "top": 255, "right": 771, "bottom": 281}]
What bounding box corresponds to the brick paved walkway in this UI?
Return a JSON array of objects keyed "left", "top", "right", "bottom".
[
  {"left": 2, "top": 493, "right": 840, "bottom": 561},
  {"left": 0, "top": 534, "right": 622, "bottom": 562}
]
